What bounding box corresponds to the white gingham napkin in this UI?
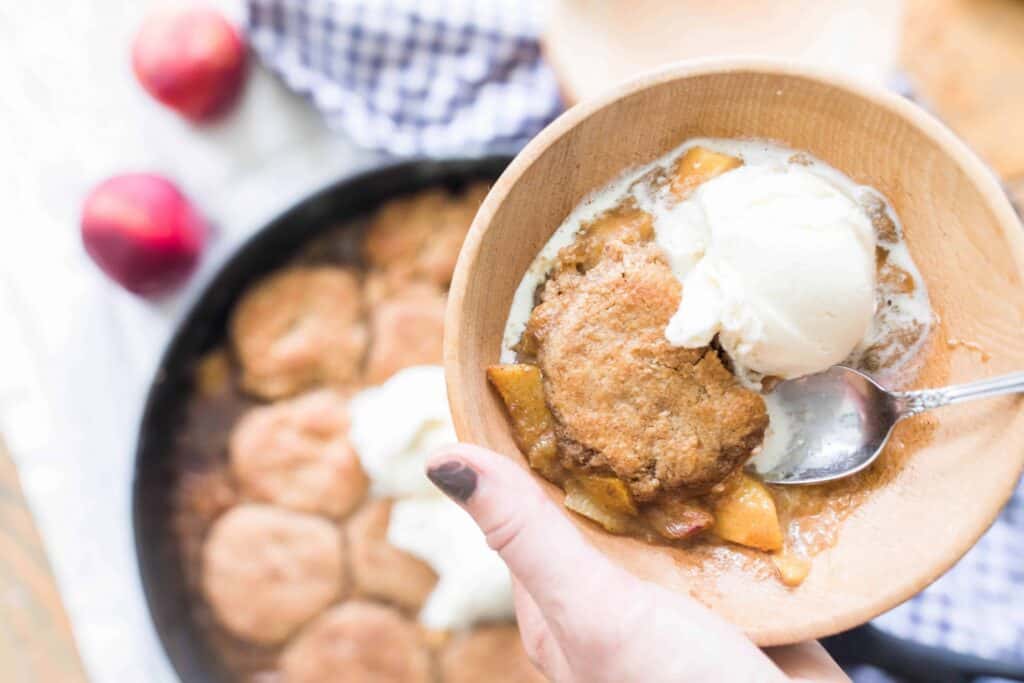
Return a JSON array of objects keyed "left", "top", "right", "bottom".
[
  {"left": 869, "top": 484, "right": 1024, "bottom": 678},
  {"left": 242, "top": 3, "right": 1024, "bottom": 677},
  {"left": 244, "top": 0, "right": 562, "bottom": 156}
]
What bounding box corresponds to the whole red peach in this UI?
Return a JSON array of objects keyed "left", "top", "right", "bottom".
[
  {"left": 132, "top": 7, "right": 248, "bottom": 122},
  {"left": 81, "top": 174, "right": 207, "bottom": 296}
]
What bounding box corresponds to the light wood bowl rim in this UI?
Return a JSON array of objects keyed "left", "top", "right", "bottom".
[{"left": 445, "top": 57, "right": 1024, "bottom": 645}]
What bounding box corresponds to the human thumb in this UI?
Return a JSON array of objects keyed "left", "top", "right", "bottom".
[{"left": 425, "top": 443, "right": 622, "bottom": 630}]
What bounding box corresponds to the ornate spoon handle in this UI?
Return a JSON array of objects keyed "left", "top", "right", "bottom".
[{"left": 895, "top": 372, "right": 1024, "bottom": 417}]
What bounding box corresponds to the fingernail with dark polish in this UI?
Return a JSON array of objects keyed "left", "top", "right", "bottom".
[{"left": 427, "top": 461, "right": 478, "bottom": 502}]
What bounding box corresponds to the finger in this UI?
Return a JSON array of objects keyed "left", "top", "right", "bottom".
[
  {"left": 511, "top": 578, "right": 546, "bottom": 644},
  {"left": 512, "top": 579, "right": 572, "bottom": 683},
  {"left": 426, "top": 444, "right": 622, "bottom": 629}
]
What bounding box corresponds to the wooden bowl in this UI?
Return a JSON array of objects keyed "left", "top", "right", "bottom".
[{"left": 445, "top": 59, "right": 1024, "bottom": 645}]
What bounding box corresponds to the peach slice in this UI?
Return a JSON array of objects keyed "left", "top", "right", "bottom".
[
  {"left": 670, "top": 147, "right": 742, "bottom": 199},
  {"left": 486, "top": 364, "right": 562, "bottom": 481},
  {"left": 711, "top": 474, "right": 783, "bottom": 552}
]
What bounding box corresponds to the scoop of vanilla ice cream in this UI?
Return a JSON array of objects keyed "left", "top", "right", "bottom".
[
  {"left": 348, "top": 365, "right": 457, "bottom": 497},
  {"left": 657, "top": 163, "right": 876, "bottom": 380},
  {"left": 388, "top": 497, "right": 514, "bottom": 629}
]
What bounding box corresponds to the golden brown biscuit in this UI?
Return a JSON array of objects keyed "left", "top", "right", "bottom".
[
  {"left": 440, "top": 625, "right": 546, "bottom": 683},
  {"left": 279, "top": 601, "right": 432, "bottom": 683},
  {"left": 229, "top": 389, "right": 368, "bottom": 518},
  {"left": 364, "top": 283, "right": 447, "bottom": 384},
  {"left": 347, "top": 499, "right": 438, "bottom": 611},
  {"left": 363, "top": 183, "right": 489, "bottom": 288},
  {"left": 363, "top": 267, "right": 416, "bottom": 307},
  {"left": 230, "top": 267, "right": 366, "bottom": 399},
  {"left": 527, "top": 242, "right": 768, "bottom": 501},
  {"left": 200, "top": 504, "right": 344, "bottom": 645}
]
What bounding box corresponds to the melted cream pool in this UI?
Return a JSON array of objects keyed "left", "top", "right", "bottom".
[{"left": 500, "top": 137, "right": 933, "bottom": 474}]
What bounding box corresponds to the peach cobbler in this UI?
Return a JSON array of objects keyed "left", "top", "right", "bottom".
[
  {"left": 175, "top": 183, "right": 546, "bottom": 682},
  {"left": 490, "top": 139, "right": 933, "bottom": 586}
]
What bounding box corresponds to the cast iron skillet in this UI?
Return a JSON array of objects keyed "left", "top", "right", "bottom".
[
  {"left": 132, "top": 156, "right": 1024, "bottom": 683},
  {"left": 133, "top": 156, "right": 511, "bottom": 683}
]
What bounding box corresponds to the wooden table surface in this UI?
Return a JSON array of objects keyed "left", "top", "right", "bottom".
[
  {"left": 1, "top": 2, "right": 1021, "bottom": 682},
  {"left": 902, "top": 0, "right": 1024, "bottom": 209},
  {"left": 0, "top": 438, "right": 88, "bottom": 683}
]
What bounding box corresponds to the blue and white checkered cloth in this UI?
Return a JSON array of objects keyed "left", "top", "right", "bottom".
[
  {"left": 245, "top": 0, "right": 562, "bottom": 156},
  {"left": 243, "top": 1, "right": 1024, "bottom": 676},
  {"left": 868, "top": 483, "right": 1024, "bottom": 680}
]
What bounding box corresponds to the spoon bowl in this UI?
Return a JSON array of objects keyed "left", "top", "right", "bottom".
[
  {"left": 759, "top": 367, "right": 900, "bottom": 485},
  {"left": 760, "top": 367, "right": 1024, "bottom": 485}
]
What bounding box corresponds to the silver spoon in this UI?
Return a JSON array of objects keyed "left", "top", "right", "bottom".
[{"left": 757, "top": 366, "right": 1024, "bottom": 485}]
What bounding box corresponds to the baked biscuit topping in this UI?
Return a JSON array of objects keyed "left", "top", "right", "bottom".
[{"left": 528, "top": 241, "right": 767, "bottom": 501}]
